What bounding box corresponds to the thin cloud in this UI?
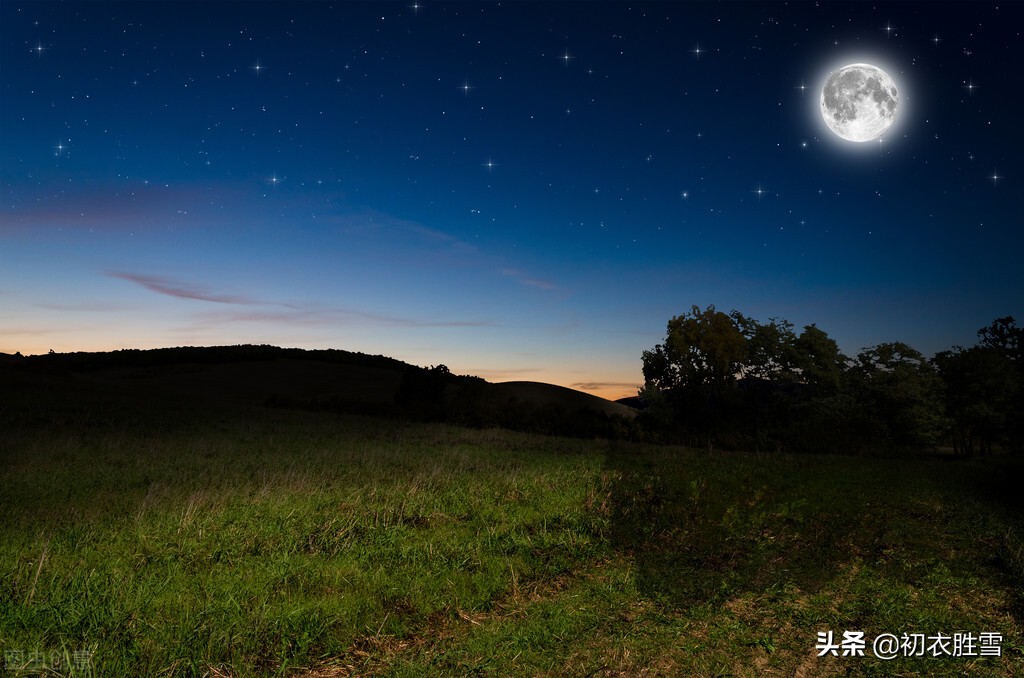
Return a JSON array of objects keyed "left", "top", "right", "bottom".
[
  {"left": 520, "top": 278, "right": 558, "bottom": 291},
  {"left": 407, "top": 223, "right": 481, "bottom": 254},
  {"left": 0, "top": 182, "right": 235, "bottom": 234},
  {"left": 331, "top": 210, "right": 562, "bottom": 292},
  {"left": 0, "top": 327, "right": 61, "bottom": 336},
  {"left": 38, "top": 302, "right": 132, "bottom": 312},
  {"left": 188, "top": 308, "right": 494, "bottom": 329},
  {"left": 499, "top": 267, "right": 560, "bottom": 291},
  {"left": 571, "top": 382, "right": 642, "bottom": 392},
  {"left": 333, "top": 210, "right": 483, "bottom": 261},
  {"left": 471, "top": 367, "right": 543, "bottom": 378},
  {"left": 109, "top": 270, "right": 493, "bottom": 328},
  {"left": 107, "top": 271, "right": 263, "bottom": 305}
]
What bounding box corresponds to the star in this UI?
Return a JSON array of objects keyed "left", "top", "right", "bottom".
[
  {"left": 52, "top": 139, "right": 67, "bottom": 157},
  {"left": 931, "top": 34, "right": 942, "bottom": 46},
  {"left": 989, "top": 170, "right": 1002, "bottom": 187},
  {"left": 752, "top": 183, "right": 767, "bottom": 201},
  {"left": 251, "top": 60, "right": 264, "bottom": 76},
  {"left": 963, "top": 78, "right": 977, "bottom": 95},
  {"left": 408, "top": 2, "right": 422, "bottom": 14},
  {"left": 32, "top": 41, "right": 47, "bottom": 57},
  {"left": 560, "top": 50, "right": 574, "bottom": 67},
  {"left": 482, "top": 158, "right": 496, "bottom": 173},
  {"left": 268, "top": 173, "right": 280, "bottom": 185},
  {"left": 795, "top": 81, "right": 807, "bottom": 96},
  {"left": 882, "top": 21, "right": 894, "bottom": 37},
  {"left": 691, "top": 43, "right": 704, "bottom": 59},
  {"left": 460, "top": 80, "right": 473, "bottom": 96}
]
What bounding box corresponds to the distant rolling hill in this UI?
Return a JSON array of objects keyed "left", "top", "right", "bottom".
[
  {"left": 492, "top": 381, "right": 636, "bottom": 419},
  {"left": 0, "top": 347, "right": 636, "bottom": 426},
  {"left": 91, "top": 358, "right": 406, "bottom": 408}
]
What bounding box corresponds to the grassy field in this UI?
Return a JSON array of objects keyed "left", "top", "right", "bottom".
[{"left": 2, "top": 386, "right": 1023, "bottom": 676}]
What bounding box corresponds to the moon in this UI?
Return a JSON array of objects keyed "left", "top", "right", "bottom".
[{"left": 820, "top": 63, "right": 899, "bottom": 143}]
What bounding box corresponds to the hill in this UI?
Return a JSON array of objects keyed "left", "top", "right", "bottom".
[
  {"left": 493, "top": 381, "right": 636, "bottom": 419},
  {"left": 0, "top": 345, "right": 636, "bottom": 435}
]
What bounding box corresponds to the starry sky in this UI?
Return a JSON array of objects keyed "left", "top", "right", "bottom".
[{"left": 1, "top": 1, "right": 1020, "bottom": 400}]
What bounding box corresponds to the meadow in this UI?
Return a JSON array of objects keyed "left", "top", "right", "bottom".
[{"left": 2, "top": 373, "right": 1023, "bottom": 676}]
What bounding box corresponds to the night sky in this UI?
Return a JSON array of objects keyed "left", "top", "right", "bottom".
[{"left": 2, "top": 1, "right": 1020, "bottom": 400}]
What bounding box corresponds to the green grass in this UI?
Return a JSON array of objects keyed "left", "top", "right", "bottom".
[{"left": 2, "top": 403, "right": 1023, "bottom": 676}]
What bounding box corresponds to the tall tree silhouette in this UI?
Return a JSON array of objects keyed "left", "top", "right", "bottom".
[
  {"left": 936, "top": 317, "right": 1021, "bottom": 455},
  {"left": 642, "top": 305, "right": 747, "bottom": 451},
  {"left": 852, "top": 343, "right": 945, "bottom": 451}
]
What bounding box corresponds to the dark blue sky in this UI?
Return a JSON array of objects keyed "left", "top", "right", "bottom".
[{"left": 2, "top": 1, "right": 1019, "bottom": 399}]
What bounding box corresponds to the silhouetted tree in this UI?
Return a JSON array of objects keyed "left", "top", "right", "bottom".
[
  {"left": 396, "top": 364, "right": 452, "bottom": 420},
  {"left": 784, "top": 324, "right": 857, "bottom": 454},
  {"left": 934, "top": 346, "right": 1011, "bottom": 455},
  {"left": 935, "top": 317, "right": 1022, "bottom": 455},
  {"left": 852, "top": 342, "right": 945, "bottom": 452},
  {"left": 977, "top": 316, "right": 1023, "bottom": 452},
  {"left": 641, "top": 307, "right": 979, "bottom": 454},
  {"left": 642, "top": 305, "right": 747, "bottom": 451},
  {"left": 793, "top": 324, "right": 848, "bottom": 394},
  {"left": 977, "top": 316, "right": 1022, "bottom": 361},
  {"left": 731, "top": 313, "right": 798, "bottom": 451}
]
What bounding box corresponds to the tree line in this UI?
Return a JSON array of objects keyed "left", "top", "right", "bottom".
[
  {"left": 8, "top": 344, "right": 412, "bottom": 373},
  {"left": 640, "top": 305, "right": 1021, "bottom": 455},
  {"left": 7, "top": 317, "right": 1019, "bottom": 453}
]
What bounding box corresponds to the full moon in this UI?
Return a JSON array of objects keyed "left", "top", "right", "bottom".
[{"left": 820, "top": 63, "right": 899, "bottom": 143}]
